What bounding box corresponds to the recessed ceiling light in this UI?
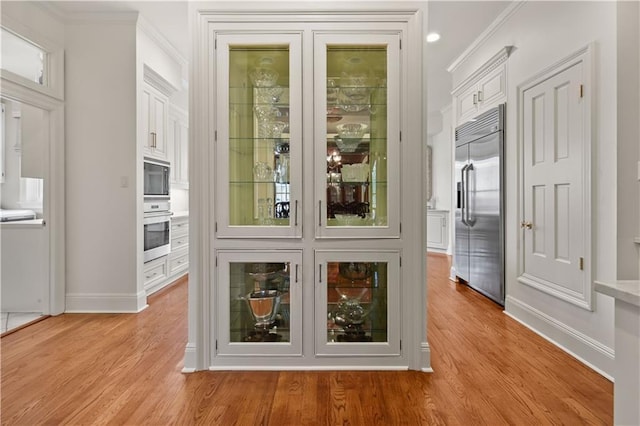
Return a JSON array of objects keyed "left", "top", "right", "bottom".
[{"left": 426, "top": 32, "right": 441, "bottom": 43}]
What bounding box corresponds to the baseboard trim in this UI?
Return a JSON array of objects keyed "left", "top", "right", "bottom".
[
  {"left": 65, "top": 291, "right": 148, "bottom": 313},
  {"left": 505, "top": 295, "right": 614, "bottom": 381},
  {"left": 182, "top": 343, "right": 198, "bottom": 373},
  {"left": 420, "top": 342, "right": 432, "bottom": 372}
]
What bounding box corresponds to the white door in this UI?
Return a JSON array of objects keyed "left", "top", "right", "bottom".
[{"left": 519, "top": 57, "right": 591, "bottom": 309}]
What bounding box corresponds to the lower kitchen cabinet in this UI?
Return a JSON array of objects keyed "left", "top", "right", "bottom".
[
  {"left": 215, "top": 250, "right": 302, "bottom": 356},
  {"left": 144, "top": 214, "right": 189, "bottom": 295},
  {"left": 426, "top": 210, "right": 449, "bottom": 251}
]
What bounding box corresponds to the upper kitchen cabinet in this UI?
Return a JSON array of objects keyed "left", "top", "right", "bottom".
[
  {"left": 315, "top": 34, "right": 400, "bottom": 238},
  {"left": 214, "top": 33, "right": 302, "bottom": 238},
  {"left": 141, "top": 65, "right": 178, "bottom": 161},
  {"left": 169, "top": 105, "right": 189, "bottom": 188},
  {"left": 452, "top": 47, "right": 511, "bottom": 126}
]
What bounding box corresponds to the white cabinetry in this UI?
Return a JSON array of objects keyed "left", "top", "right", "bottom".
[
  {"left": 190, "top": 6, "right": 427, "bottom": 372},
  {"left": 141, "top": 82, "right": 169, "bottom": 160},
  {"left": 168, "top": 215, "right": 189, "bottom": 276},
  {"left": 169, "top": 106, "right": 189, "bottom": 188},
  {"left": 426, "top": 210, "right": 449, "bottom": 251},
  {"left": 144, "top": 214, "right": 189, "bottom": 295},
  {"left": 452, "top": 47, "right": 511, "bottom": 126}
]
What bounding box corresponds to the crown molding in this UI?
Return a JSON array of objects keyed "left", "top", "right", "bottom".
[
  {"left": 37, "top": 2, "right": 139, "bottom": 25},
  {"left": 447, "top": 0, "right": 525, "bottom": 74},
  {"left": 143, "top": 64, "right": 178, "bottom": 97},
  {"left": 137, "top": 16, "right": 188, "bottom": 68}
]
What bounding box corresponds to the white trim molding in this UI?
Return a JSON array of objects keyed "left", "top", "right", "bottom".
[
  {"left": 143, "top": 64, "right": 178, "bottom": 97},
  {"left": 447, "top": 1, "right": 525, "bottom": 74},
  {"left": 505, "top": 295, "right": 614, "bottom": 380},
  {"left": 65, "top": 291, "right": 148, "bottom": 313}
]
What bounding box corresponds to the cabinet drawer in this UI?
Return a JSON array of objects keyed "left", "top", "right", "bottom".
[
  {"left": 169, "top": 250, "right": 189, "bottom": 275},
  {"left": 171, "top": 219, "right": 189, "bottom": 237},
  {"left": 171, "top": 234, "right": 189, "bottom": 252},
  {"left": 144, "top": 257, "right": 167, "bottom": 288}
]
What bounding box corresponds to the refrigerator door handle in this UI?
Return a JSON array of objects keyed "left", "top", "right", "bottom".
[
  {"left": 460, "top": 164, "right": 469, "bottom": 226},
  {"left": 465, "top": 163, "right": 476, "bottom": 226}
]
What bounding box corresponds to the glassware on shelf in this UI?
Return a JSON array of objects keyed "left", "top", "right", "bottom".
[
  {"left": 331, "top": 287, "right": 373, "bottom": 342},
  {"left": 250, "top": 67, "right": 279, "bottom": 87},
  {"left": 340, "top": 72, "right": 370, "bottom": 101},
  {"left": 253, "top": 105, "right": 281, "bottom": 123},
  {"left": 253, "top": 162, "right": 273, "bottom": 181},
  {"left": 241, "top": 289, "right": 283, "bottom": 342},
  {"left": 255, "top": 85, "right": 284, "bottom": 104},
  {"left": 260, "top": 120, "right": 287, "bottom": 138}
]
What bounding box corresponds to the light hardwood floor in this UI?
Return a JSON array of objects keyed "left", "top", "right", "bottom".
[{"left": 0, "top": 256, "right": 612, "bottom": 425}]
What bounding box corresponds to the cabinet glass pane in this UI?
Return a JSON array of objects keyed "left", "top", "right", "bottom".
[
  {"left": 326, "top": 46, "right": 387, "bottom": 227},
  {"left": 229, "top": 262, "right": 291, "bottom": 343},
  {"left": 229, "top": 46, "right": 290, "bottom": 226},
  {"left": 326, "top": 261, "right": 388, "bottom": 343}
]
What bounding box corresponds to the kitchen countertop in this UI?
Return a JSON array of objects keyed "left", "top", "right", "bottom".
[
  {"left": 594, "top": 280, "right": 640, "bottom": 308},
  {"left": 172, "top": 210, "right": 189, "bottom": 218}
]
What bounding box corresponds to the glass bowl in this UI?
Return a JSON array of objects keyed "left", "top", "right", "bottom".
[{"left": 336, "top": 123, "right": 368, "bottom": 141}]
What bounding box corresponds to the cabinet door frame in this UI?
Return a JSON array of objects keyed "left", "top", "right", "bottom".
[
  {"left": 214, "top": 32, "right": 303, "bottom": 239},
  {"left": 215, "top": 250, "right": 303, "bottom": 357},
  {"left": 313, "top": 32, "right": 401, "bottom": 239},
  {"left": 315, "top": 250, "right": 401, "bottom": 357}
]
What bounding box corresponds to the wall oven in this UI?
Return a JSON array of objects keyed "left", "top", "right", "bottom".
[
  {"left": 144, "top": 157, "right": 170, "bottom": 200},
  {"left": 143, "top": 201, "right": 171, "bottom": 263}
]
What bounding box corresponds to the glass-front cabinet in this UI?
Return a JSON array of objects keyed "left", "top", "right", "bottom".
[
  {"left": 315, "top": 251, "right": 401, "bottom": 356},
  {"left": 216, "top": 250, "right": 302, "bottom": 356},
  {"left": 215, "top": 33, "right": 302, "bottom": 238},
  {"left": 194, "top": 6, "right": 427, "bottom": 372},
  {"left": 314, "top": 34, "right": 401, "bottom": 238}
]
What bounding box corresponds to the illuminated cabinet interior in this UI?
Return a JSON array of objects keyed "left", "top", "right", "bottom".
[{"left": 187, "top": 5, "right": 428, "bottom": 372}]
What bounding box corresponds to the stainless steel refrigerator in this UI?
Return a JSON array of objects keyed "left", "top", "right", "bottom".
[{"left": 454, "top": 104, "right": 505, "bottom": 305}]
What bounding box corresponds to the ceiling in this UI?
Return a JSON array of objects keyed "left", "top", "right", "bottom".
[{"left": 48, "top": 1, "right": 509, "bottom": 116}]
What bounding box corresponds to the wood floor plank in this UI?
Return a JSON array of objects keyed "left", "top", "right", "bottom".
[{"left": 1, "top": 259, "right": 613, "bottom": 425}]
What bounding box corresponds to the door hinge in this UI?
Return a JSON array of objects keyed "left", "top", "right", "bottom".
[
  {"left": 399, "top": 131, "right": 402, "bottom": 142},
  {"left": 580, "top": 84, "right": 584, "bottom": 98},
  {"left": 399, "top": 222, "right": 402, "bottom": 234},
  {"left": 214, "top": 39, "right": 217, "bottom": 50},
  {"left": 215, "top": 340, "right": 218, "bottom": 350},
  {"left": 214, "top": 130, "right": 217, "bottom": 141},
  {"left": 400, "top": 340, "right": 402, "bottom": 350},
  {"left": 579, "top": 257, "right": 584, "bottom": 270},
  {"left": 400, "top": 256, "right": 402, "bottom": 267},
  {"left": 399, "top": 39, "right": 402, "bottom": 49},
  {"left": 215, "top": 222, "right": 218, "bottom": 233},
  {"left": 215, "top": 256, "right": 218, "bottom": 267}
]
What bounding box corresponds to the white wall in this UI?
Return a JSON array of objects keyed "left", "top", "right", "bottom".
[
  {"left": 65, "top": 19, "right": 142, "bottom": 312},
  {"left": 427, "top": 104, "right": 453, "bottom": 254},
  {"left": 617, "top": 1, "right": 640, "bottom": 280},
  {"left": 452, "top": 2, "right": 617, "bottom": 377}
]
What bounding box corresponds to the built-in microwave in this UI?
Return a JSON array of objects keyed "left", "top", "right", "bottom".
[{"left": 144, "top": 157, "right": 170, "bottom": 199}]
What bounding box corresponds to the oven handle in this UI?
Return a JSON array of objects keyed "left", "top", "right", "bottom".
[{"left": 143, "top": 213, "right": 172, "bottom": 225}]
